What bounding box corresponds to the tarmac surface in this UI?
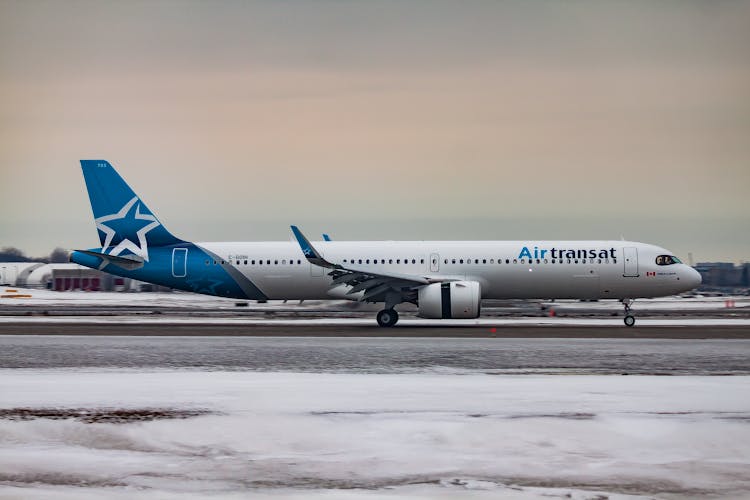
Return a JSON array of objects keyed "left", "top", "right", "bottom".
[
  {"left": 2, "top": 290, "right": 749, "bottom": 337},
  {"left": 2, "top": 321, "right": 750, "bottom": 338}
]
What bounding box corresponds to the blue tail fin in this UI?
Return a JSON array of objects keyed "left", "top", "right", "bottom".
[{"left": 80, "top": 160, "right": 183, "bottom": 260}]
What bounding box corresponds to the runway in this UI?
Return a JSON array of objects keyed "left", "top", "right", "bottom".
[
  {"left": 3, "top": 335, "right": 750, "bottom": 374},
  {"left": 2, "top": 320, "right": 750, "bottom": 338},
  {"left": 2, "top": 289, "right": 749, "bottom": 338}
]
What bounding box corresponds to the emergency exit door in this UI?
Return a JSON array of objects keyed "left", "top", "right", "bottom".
[{"left": 430, "top": 253, "right": 440, "bottom": 272}]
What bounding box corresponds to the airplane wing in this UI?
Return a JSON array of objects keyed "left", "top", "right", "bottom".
[{"left": 290, "top": 226, "right": 441, "bottom": 305}]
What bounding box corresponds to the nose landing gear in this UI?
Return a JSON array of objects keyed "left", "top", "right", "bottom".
[{"left": 622, "top": 299, "right": 636, "bottom": 327}]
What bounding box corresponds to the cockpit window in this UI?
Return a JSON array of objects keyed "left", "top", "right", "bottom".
[{"left": 656, "top": 255, "right": 681, "bottom": 266}]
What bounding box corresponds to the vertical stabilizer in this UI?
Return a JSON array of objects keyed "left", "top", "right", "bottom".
[{"left": 80, "top": 160, "right": 183, "bottom": 260}]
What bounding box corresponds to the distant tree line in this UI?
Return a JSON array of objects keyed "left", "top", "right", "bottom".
[{"left": 0, "top": 247, "right": 70, "bottom": 263}]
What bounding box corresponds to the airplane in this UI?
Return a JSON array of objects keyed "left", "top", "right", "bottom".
[{"left": 70, "top": 160, "right": 702, "bottom": 327}]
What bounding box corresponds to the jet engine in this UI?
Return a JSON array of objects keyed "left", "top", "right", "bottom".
[{"left": 417, "top": 281, "right": 481, "bottom": 319}]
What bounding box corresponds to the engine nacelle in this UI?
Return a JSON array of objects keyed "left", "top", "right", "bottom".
[{"left": 417, "top": 281, "right": 481, "bottom": 319}]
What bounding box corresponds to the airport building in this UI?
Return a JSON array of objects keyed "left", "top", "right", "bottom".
[
  {"left": 0, "top": 263, "right": 137, "bottom": 292},
  {"left": 696, "top": 262, "right": 750, "bottom": 292}
]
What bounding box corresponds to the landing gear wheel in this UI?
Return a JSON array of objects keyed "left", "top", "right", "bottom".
[
  {"left": 621, "top": 298, "right": 636, "bottom": 327},
  {"left": 377, "top": 309, "right": 399, "bottom": 327}
]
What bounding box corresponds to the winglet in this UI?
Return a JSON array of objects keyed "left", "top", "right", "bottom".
[
  {"left": 322, "top": 233, "right": 331, "bottom": 241},
  {"left": 290, "top": 226, "right": 336, "bottom": 268}
]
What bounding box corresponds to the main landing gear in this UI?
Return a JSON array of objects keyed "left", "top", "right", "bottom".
[
  {"left": 377, "top": 309, "right": 399, "bottom": 327},
  {"left": 622, "top": 299, "right": 636, "bottom": 327}
]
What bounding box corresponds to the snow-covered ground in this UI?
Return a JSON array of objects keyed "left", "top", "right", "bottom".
[
  {"left": 0, "top": 288, "right": 334, "bottom": 310},
  {"left": 1, "top": 371, "right": 749, "bottom": 499}
]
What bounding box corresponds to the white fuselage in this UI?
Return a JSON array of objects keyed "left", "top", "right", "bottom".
[{"left": 195, "top": 240, "right": 701, "bottom": 301}]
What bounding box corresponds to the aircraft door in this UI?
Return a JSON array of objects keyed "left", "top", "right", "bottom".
[
  {"left": 430, "top": 253, "right": 440, "bottom": 272},
  {"left": 623, "top": 247, "right": 639, "bottom": 277},
  {"left": 172, "top": 248, "right": 188, "bottom": 278}
]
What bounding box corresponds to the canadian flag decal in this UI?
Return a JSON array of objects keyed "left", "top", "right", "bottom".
[{"left": 646, "top": 271, "right": 656, "bottom": 277}]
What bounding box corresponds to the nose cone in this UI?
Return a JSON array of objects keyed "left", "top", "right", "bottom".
[{"left": 685, "top": 267, "right": 702, "bottom": 290}]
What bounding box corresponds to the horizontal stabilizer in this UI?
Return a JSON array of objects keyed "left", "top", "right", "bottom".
[{"left": 73, "top": 249, "right": 145, "bottom": 271}]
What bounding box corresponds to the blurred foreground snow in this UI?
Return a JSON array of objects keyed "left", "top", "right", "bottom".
[{"left": 1, "top": 371, "right": 749, "bottom": 499}]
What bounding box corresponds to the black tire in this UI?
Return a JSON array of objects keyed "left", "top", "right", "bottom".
[
  {"left": 624, "top": 315, "right": 636, "bottom": 327},
  {"left": 377, "top": 309, "right": 399, "bottom": 327}
]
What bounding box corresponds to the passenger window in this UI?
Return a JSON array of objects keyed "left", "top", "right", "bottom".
[
  {"left": 389, "top": 259, "right": 393, "bottom": 264},
  {"left": 467, "top": 259, "right": 472, "bottom": 264},
  {"left": 513, "top": 259, "right": 517, "bottom": 264},
  {"left": 420, "top": 259, "right": 424, "bottom": 264},
  {"left": 506, "top": 259, "right": 510, "bottom": 264},
  {"left": 490, "top": 259, "right": 494, "bottom": 264},
  {"left": 452, "top": 259, "right": 456, "bottom": 264},
  {"left": 205, "top": 260, "right": 209, "bottom": 266},
  {"left": 460, "top": 259, "right": 464, "bottom": 264},
  {"left": 444, "top": 259, "right": 448, "bottom": 264}
]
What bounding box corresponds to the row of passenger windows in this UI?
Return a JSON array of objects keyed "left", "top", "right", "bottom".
[
  {"left": 444, "top": 258, "right": 616, "bottom": 265},
  {"left": 206, "top": 259, "right": 304, "bottom": 266},
  {"left": 206, "top": 257, "right": 617, "bottom": 267},
  {"left": 344, "top": 257, "right": 617, "bottom": 265},
  {"left": 343, "top": 258, "right": 423, "bottom": 265}
]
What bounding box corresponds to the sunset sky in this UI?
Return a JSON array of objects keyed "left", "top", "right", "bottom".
[{"left": 1, "top": 1, "right": 748, "bottom": 262}]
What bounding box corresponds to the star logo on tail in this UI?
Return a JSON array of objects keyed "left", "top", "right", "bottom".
[{"left": 95, "top": 196, "right": 160, "bottom": 262}]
